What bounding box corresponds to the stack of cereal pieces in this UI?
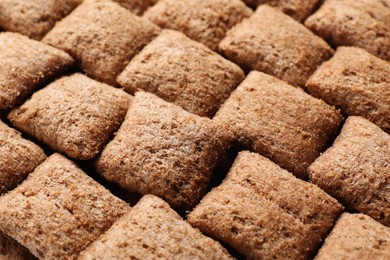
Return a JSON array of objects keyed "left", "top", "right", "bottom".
[{"left": 0, "top": 0, "right": 389, "bottom": 259}]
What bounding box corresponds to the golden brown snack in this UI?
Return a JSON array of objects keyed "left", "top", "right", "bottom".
[
  {"left": 213, "top": 71, "right": 342, "bottom": 179},
  {"left": 242, "top": 0, "right": 321, "bottom": 22},
  {"left": 43, "top": 0, "right": 160, "bottom": 85},
  {"left": 8, "top": 73, "right": 131, "bottom": 160},
  {"left": 315, "top": 213, "right": 390, "bottom": 260},
  {"left": 117, "top": 30, "right": 245, "bottom": 117},
  {"left": 113, "top": 0, "right": 158, "bottom": 15},
  {"left": 188, "top": 151, "right": 343, "bottom": 259},
  {"left": 96, "top": 91, "right": 232, "bottom": 210},
  {"left": 0, "top": 232, "right": 36, "bottom": 260},
  {"left": 305, "top": 0, "right": 390, "bottom": 61},
  {"left": 308, "top": 116, "right": 390, "bottom": 226},
  {"left": 0, "top": 154, "right": 130, "bottom": 260},
  {"left": 0, "top": 0, "right": 81, "bottom": 40},
  {"left": 144, "top": 0, "right": 252, "bottom": 51},
  {"left": 0, "top": 32, "right": 73, "bottom": 110},
  {"left": 79, "top": 195, "right": 233, "bottom": 260},
  {"left": 306, "top": 47, "right": 390, "bottom": 133},
  {"left": 219, "top": 5, "right": 333, "bottom": 88},
  {"left": 0, "top": 121, "right": 46, "bottom": 194}
]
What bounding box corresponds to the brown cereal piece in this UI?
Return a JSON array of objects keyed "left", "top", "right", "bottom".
[
  {"left": 306, "top": 47, "right": 390, "bottom": 133},
  {"left": 0, "top": 121, "right": 46, "bottom": 194},
  {"left": 188, "top": 151, "right": 343, "bottom": 259},
  {"left": 308, "top": 116, "right": 390, "bottom": 226},
  {"left": 113, "top": 0, "right": 158, "bottom": 15},
  {"left": 0, "top": 32, "right": 73, "bottom": 110},
  {"left": 96, "top": 91, "right": 232, "bottom": 210},
  {"left": 0, "top": 232, "right": 36, "bottom": 260},
  {"left": 8, "top": 73, "right": 130, "bottom": 160},
  {"left": 43, "top": 0, "right": 160, "bottom": 85},
  {"left": 242, "top": 0, "right": 321, "bottom": 22},
  {"left": 79, "top": 195, "right": 233, "bottom": 260},
  {"left": 213, "top": 71, "right": 342, "bottom": 179},
  {"left": 219, "top": 5, "right": 333, "bottom": 88},
  {"left": 0, "top": 0, "right": 81, "bottom": 40},
  {"left": 0, "top": 154, "right": 130, "bottom": 260},
  {"left": 117, "top": 30, "right": 245, "bottom": 117},
  {"left": 144, "top": 0, "right": 252, "bottom": 51},
  {"left": 305, "top": 0, "right": 390, "bottom": 61},
  {"left": 315, "top": 213, "right": 390, "bottom": 260}
]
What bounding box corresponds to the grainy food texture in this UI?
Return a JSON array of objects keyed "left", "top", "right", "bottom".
[
  {"left": 188, "top": 151, "right": 343, "bottom": 259},
  {"left": 43, "top": 0, "right": 160, "bottom": 85},
  {"left": 0, "top": 121, "right": 46, "bottom": 194},
  {"left": 308, "top": 116, "right": 390, "bottom": 226},
  {"left": 117, "top": 30, "right": 245, "bottom": 117},
  {"left": 113, "top": 0, "right": 158, "bottom": 15},
  {"left": 0, "top": 232, "right": 36, "bottom": 260},
  {"left": 307, "top": 46, "right": 390, "bottom": 133},
  {"left": 305, "top": 0, "right": 390, "bottom": 61},
  {"left": 213, "top": 71, "right": 342, "bottom": 179},
  {"left": 241, "top": 0, "right": 321, "bottom": 22},
  {"left": 0, "top": 32, "right": 74, "bottom": 110},
  {"left": 79, "top": 195, "right": 233, "bottom": 260},
  {"left": 0, "top": 154, "right": 130, "bottom": 260},
  {"left": 8, "top": 73, "right": 131, "bottom": 160},
  {"left": 0, "top": 0, "right": 81, "bottom": 40},
  {"left": 219, "top": 5, "right": 334, "bottom": 88},
  {"left": 96, "top": 91, "right": 233, "bottom": 210},
  {"left": 144, "top": 0, "right": 253, "bottom": 51},
  {"left": 315, "top": 213, "right": 390, "bottom": 260}
]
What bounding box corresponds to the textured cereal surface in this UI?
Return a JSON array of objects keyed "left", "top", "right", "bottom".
[
  {"left": 188, "top": 151, "right": 343, "bottom": 259},
  {"left": 113, "top": 0, "right": 158, "bottom": 15},
  {"left": 305, "top": 0, "right": 390, "bottom": 61},
  {"left": 242, "top": 0, "right": 321, "bottom": 21},
  {"left": 96, "top": 91, "right": 232, "bottom": 210},
  {"left": 0, "top": 232, "right": 36, "bottom": 260},
  {"left": 117, "top": 30, "right": 245, "bottom": 117},
  {"left": 79, "top": 195, "right": 232, "bottom": 260},
  {"left": 219, "top": 5, "right": 333, "bottom": 88},
  {"left": 308, "top": 116, "right": 390, "bottom": 226},
  {"left": 8, "top": 73, "right": 131, "bottom": 160},
  {"left": 307, "top": 47, "right": 390, "bottom": 133},
  {"left": 315, "top": 213, "right": 390, "bottom": 260},
  {"left": 0, "top": 32, "right": 73, "bottom": 110},
  {"left": 214, "top": 71, "right": 342, "bottom": 178},
  {"left": 43, "top": 0, "right": 160, "bottom": 85},
  {"left": 0, "top": 121, "right": 46, "bottom": 194},
  {"left": 0, "top": 154, "right": 130, "bottom": 260},
  {"left": 144, "top": 0, "right": 252, "bottom": 51},
  {"left": 0, "top": 0, "right": 81, "bottom": 40}
]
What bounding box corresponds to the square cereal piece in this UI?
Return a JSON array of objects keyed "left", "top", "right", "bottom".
[
  {"left": 113, "top": 0, "right": 158, "bottom": 15},
  {"left": 305, "top": 0, "right": 390, "bottom": 61},
  {"left": 0, "top": 0, "right": 81, "bottom": 40},
  {"left": 0, "top": 32, "right": 73, "bottom": 110},
  {"left": 0, "top": 121, "right": 46, "bottom": 194},
  {"left": 242, "top": 0, "right": 321, "bottom": 22},
  {"left": 315, "top": 213, "right": 390, "bottom": 260},
  {"left": 43, "top": 0, "right": 160, "bottom": 85},
  {"left": 79, "top": 195, "right": 233, "bottom": 259},
  {"left": 8, "top": 73, "right": 131, "bottom": 160},
  {"left": 0, "top": 154, "right": 130, "bottom": 260},
  {"left": 144, "top": 0, "right": 252, "bottom": 51},
  {"left": 308, "top": 116, "right": 390, "bottom": 226},
  {"left": 213, "top": 71, "right": 342, "bottom": 179},
  {"left": 0, "top": 231, "right": 36, "bottom": 260},
  {"left": 188, "top": 151, "right": 343, "bottom": 259},
  {"left": 306, "top": 47, "right": 390, "bottom": 133},
  {"left": 96, "top": 91, "right": 232, "bottom": 210},
  {"left": 219, "top": 5, "right": 333, "bottom": 88},
  {"left": 117, "top": 30, "right": 245, "bottom": 117}
]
